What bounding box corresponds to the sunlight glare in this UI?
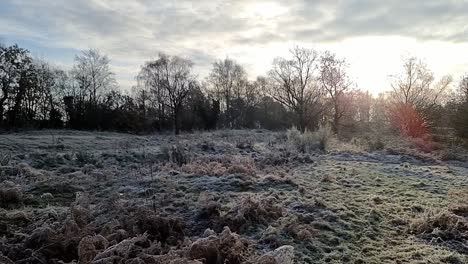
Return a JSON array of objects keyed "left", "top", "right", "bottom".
[{"left": 241, "top": 1, "right": 286, "bottom": 19}]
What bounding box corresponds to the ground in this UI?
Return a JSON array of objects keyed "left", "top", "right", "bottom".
[{"left": 0, "top": 130, "right": 467, "bottom": 264}]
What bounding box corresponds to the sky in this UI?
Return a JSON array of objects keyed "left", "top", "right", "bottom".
[{"left": 1, "top": 0, "right": 468, "bottom": 95}]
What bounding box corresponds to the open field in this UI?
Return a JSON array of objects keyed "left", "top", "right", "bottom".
[{"left": 1, "top": 130, "right": 467, "bottom": 264}]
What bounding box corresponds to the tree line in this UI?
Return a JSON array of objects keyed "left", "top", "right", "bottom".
[{"left": 1, "top": 43, "right": 467, "bottom": 138}]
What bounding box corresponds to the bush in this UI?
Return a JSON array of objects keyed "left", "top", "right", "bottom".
[
  {"left": 369, "top": 137, "right": 385, "bottom": 151},
  {"left": 388, "top": 103, "right": 428, "bottom": 138},
  {"left": 410, "top": 136, "right": 441, "bottom": 153},
  {"left": 287, "top": 125, "right": 332, "bottom": 153},
  {"left": 315, "top": 125, "right": 332, "bottom": 151},
  {"left": 161, "top": 144, "right": 189, "bottom": 166}
]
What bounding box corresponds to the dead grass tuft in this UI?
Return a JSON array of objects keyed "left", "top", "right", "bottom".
[
  {"left": 78, "top": 234, "right": 109, "bottom": 263},
  {"left": 197, "top": 192, "right": 221, "bottom": 219},
  {"left": 223, "top": 196, "right": 283, "bottom": 232},
  {"left": 410, "top": 137, "right": 442, "bottom": 153},
  {"left": 410, "top": 189, "right": 468, "bottom": 241},
  {"left": 410, "top": 210, "right": 468, "bottom": 238},
  {"left": 177, "top": 155, "right": 257, "bottom": 177},
  {"left": 129, "top": 209, "right": 185, "bottom": 244},
  {"left": 188, "top": 226, "right": 246, "bottom": 264},
  {"left": 0, "top": 183, "right": 22, "bottom": 208},
  {"left": 235, "top": 138, "right": 254, "bottom": 150},
  {"left": 76, "top": 150, "right": 98, "bottom": 165},
  {"left": 17, "top": 163, "right": 44, "bottom": 178},
  {"left": 0, "top": 152, "right": 11, "bottom": 166},
  {"left": 162, "top": 144, "right": 190, "bottom": 166}
]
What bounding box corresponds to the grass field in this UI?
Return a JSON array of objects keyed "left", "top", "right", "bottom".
[{"left": 0, "top": 130, "right": 467, "bottom": 263}]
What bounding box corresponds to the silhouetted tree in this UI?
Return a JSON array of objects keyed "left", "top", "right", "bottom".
[
  {"left": 72, "top": 49, "right": 116, "bottom": 104},
  {"left": 0, "top": 44, "right": 33, "bottom": 127},
  {"left": 459, "top": 74, "right": 468, "bottom": 100},
  {"left": 137, "top": 54, "right": 196, "bottom": 134},
  {"left": 208, "top": 58, "right": 249, "bottom": 128},
  {"left": 267, "top": 46, "right": 323, "bottom": 132},
  {"left": 320, "top": 51, "right": 353, "bottom": 134},
  {"left": 390, "top": 57, "right": 451, "bottom": 118},
  {"left": 450, "top": 74, "right": 468, "bottom": 138}
]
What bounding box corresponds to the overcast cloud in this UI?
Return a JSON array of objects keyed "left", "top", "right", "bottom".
[{"left": 1, "top": 0, "right": 468, "bottom": 93}]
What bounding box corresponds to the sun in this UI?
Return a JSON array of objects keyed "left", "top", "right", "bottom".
[{"left": 241, "top": 1, "right": 286, "bottom": 19}]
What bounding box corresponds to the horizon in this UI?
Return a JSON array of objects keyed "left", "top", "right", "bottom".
[{"left": 1, "top": 0, "right": 468, "bottom": 95}]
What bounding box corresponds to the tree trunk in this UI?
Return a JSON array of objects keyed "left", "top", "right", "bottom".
[
  {"left": 0, "top": 105, "right": 3, "bottom": 127},
  {"left": 332, "top": 102, "right": 340, "bottom": 134},
  {"left": 10, "top": 86, "right": 26, "bottom": 126},
  {"left": 297, "top": 106, "right": 306, "bottom": 132},
  {"left": 1, "top": 86, "right": 8, "bottom": 126},
  {"left": 174, "top": 109, "right": 180, "bottom": 135}
]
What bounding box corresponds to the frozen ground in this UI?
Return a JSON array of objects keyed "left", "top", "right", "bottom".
[{"left": 0, "top": 130, "right": 467, "bottom": 263}]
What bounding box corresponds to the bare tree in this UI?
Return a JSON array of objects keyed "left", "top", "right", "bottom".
[
  {"left": 138, "top": 53, "right": 196, "bottom": 134},
  {"left": 0, "top": 44, "right": 33, "bottom": 126},
  {"left": 72, "top": 49, "right": 116, "bottom": 104},
  {"left": 320, "top": 51, "right": 353, "bottom": 134},
  {"left": 267, "top": 46, "right": 322, "bottom": 132},
  {"left": 32, "top": 60, "right": 63, "bottom": 125},
  {"left": 390, "top": 57, "right": 452, "bottom": 113},
  {"left": 459, "top": 74, "right": 468, "bottom": 100},
  {"left": 208, "top": 58, "right": 248, "bottom": 127}
]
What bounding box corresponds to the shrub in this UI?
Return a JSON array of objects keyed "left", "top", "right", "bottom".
[
  {"left": 286, "top": 126, "right": 302, "bottom": 148},
  {"left": 369, "top": 137, "right": 385, "bottom": 151},
  {"left": 287, "top": 125, "right": 332, "bottom": 153},
  {"left": 410, "top": 136, "right": 441, "bottom": 153},
  {"left": 161, "top": 144, "right": 189, "bottom": 166},
  {"left": 388, "top": 103, "right": 428, "bottom": 138},
  {"left": 315, "top": 125, "right": 332, "bottom": 151}
]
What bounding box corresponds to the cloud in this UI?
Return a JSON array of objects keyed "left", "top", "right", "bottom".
[
  {"left": 286, "top": 0, "right": 468, "bottom": 42},
  {"left": 0, "top": 0, "right": 467, "bottom": 92}
]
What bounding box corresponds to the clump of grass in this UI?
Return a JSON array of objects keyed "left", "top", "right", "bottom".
[
  {"left": 369, "top": 137, "right": 385, "bottom": 151},
  {"left": 409, "top": 209, "right": 468, "bottom": 238},
  {"left": 177, "top": 155, "right": 257, "bottom": 177},
  {"left": 410, "top": 136, "right": 442, "bottom": 153},
  {"left": 200, "top": 140, "right": 215, "bottom": 151},
  {"left": 0, "top": 182, "right": 22, "bottom": 209},
  {"left": 287, "top": 125, "right": 332, "bottom": 153},
  {"left": 17, "top": 163, "right": 44, "bottom": 178},
  {"left": 197, "top": 192, "right": 221, "bottom": 218},
  {"left": 0, "top": 152, "right": 11, "bottom": 166},
  {"left": 410, "top": 189, "right": 468, "bottom": 243},
  {"left": 78, "top": 234, "right": 109, "bottom": 263},
  {"left": 75, "top": 151, "right": 97, "bottom": 165},
  {"left": 440, "top": 148, "right": 468, "bottom": 161},
  {"left": 161, "top": 144, "right": 189, "bottom": 166},
  {"left": 188, "top": 227, "right": 246, "bottom": 264},
  {"left": 235, "top": 138, "right": 254, "bottom": 150},
  {"left": 223, "top": 195, "right": 283, "bottom": 232},
  {"left": 321, "top": 174, "right": 336, "bottom": 183}
]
